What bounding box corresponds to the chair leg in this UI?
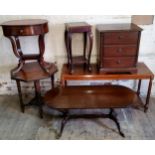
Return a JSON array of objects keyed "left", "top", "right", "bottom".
[
  {"left": 34, "top": 80, "right": 43, "bottom": 119},
  {"left": 16, "top": 80, "right": 25, "bottom": 113}
]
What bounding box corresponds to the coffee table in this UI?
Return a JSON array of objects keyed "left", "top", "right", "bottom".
[
  {"left": 43, "top": 62, "right": 154, "bottom": 139},
  {"left": 44, "top": 85, "right": 141, "bottom": 138},
  {"left": 61, "top": 62, "right": 154, "bottom": 112}
]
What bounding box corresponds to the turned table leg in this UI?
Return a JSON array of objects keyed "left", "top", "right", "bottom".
[
  {"left": 65, "top": 30, "right": 70, "bottom": 68},
  {"left": 83, "top": 32, "right": 87, "bottom": 70},
  {"left": 137, "top": 79, "right": 142, "bottom": 96},
  {"left": 34, "top": 80, "right": 43, "bottom": 118},
  {"left": 87, "top": 31, "right": 93, "bottom": 72},
  {"left": 144, "top": 78, "right": 153, "bottom": 112},
  {"left": 51, "top": 75, "right": 54, "bottom": 89},
  {"left": 16, "top": 80, "right": 25, "bottom": 113},
  {"left": 66, "top": 32, "right": 73, "bottom": 74}
]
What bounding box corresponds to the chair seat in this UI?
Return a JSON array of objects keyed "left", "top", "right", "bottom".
[{"left": 11, "top": 61, "right": 57, "bottom": 82}]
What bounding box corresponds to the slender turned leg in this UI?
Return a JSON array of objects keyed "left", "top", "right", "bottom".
[
  {"left": 16, "top": 80, "right": 25, "bottom": 113},
  {"left": 87, "top": 31, "right": 93, "bottom": 72},
  {"left": 109, "top": 109, "right": 125, "bottom": 137},
  {"left": 56, "top": 111, "right": 69, "bottom": 139},
  {"left": 24, "top": 82, "right": 41, "bottom": 107},
  {"left": 51, "top": 75, "right": 54, "bottom": 89},
  {"left": 34, "top": 80, "right": 43, "bottom": 118},
  {"left": 66, "top": 32, "right": 73, "bottom": 74},
  {"left": 83, "top": 32, "right": 87, "bottom": 70},
  {"left": 144, "top": 79, "right": 153, "bottom": 113},
  {"left": 68, "top": 32, "right": 73, "bottom": 74},
  {"left": 137, "top": 79, "right": 142, "bottom": 96},
  {"left": 65, "top": 30, "right": 70, "bottom": 67}
]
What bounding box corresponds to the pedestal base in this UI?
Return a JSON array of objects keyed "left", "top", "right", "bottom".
[{"left": 54, "top": 109, "right": 125, "bottom": 139}]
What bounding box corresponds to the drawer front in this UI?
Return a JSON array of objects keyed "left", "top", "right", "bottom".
[
  {"left": 12, "top": 27, "right": 29, "bottom": 35},
  {"left": 103, "top": 32, "right": 139, "bottom": 44},
  {"left": 2, "top": 24, "right": 48, "bottom": 36},
  {"left": 103, "top": 45, "right": 137, "bottom": 57},
  {"left": 103, "top": 57, "right": 136, "bottom": 68}
]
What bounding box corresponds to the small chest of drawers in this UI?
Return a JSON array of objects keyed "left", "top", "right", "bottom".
[{"left": 96, "top": 23, "right": 142, "bottom": 73}]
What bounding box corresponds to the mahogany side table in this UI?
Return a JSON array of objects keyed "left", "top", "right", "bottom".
[
  {"left": 65, "top": 22, "right": 93, "bottom": 74},
  {"left": 1, "top": 19, "right": 57, "bottom": 118}
]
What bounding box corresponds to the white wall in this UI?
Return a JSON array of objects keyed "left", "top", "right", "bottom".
[{"left": 0, "top": 15, "right": 154, "bottom": 97}]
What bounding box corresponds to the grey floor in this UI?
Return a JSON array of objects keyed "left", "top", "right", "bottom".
[{"left": 0, "top": 95, "right": 155, "bottom": 140}]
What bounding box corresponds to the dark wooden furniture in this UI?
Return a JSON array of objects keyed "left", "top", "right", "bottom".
[
  {"left": 65, "top": 22, "right": 93, "bottom": 74},
  {"left": 1, "top": 19, "right": 57, "bottom": 118},
  {"left": 61, "top": 62, "right": 154, "bottom": 112},
  {"left": 43, "top": 62, "right": 154, "bottom": 138},
  {"left": 44, "top": 85, "right": 140, "bottom": 138},
  {"left": 96, "top": 23, "right": 142, "bottom": 73}
]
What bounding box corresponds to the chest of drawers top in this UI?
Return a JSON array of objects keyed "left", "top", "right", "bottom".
[
  {"left": 96, "top": 23, "right": 142, "bottom": 73},
  {"left": 96, "top": 23, "right": 142, "bottom": 32}
]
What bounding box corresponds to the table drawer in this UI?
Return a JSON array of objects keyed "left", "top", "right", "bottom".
[
  {"left": 103, "top": 45, "right": 137, "bottom": 57},
  {"left": 103, "top": 57, "right": 136, "bottom": 68},
  {"left": 2, "top": 25, "right": 48, "bottom": 36},
  {"left": 103, "top": 32, "right": 139, "bottom": 44}
]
